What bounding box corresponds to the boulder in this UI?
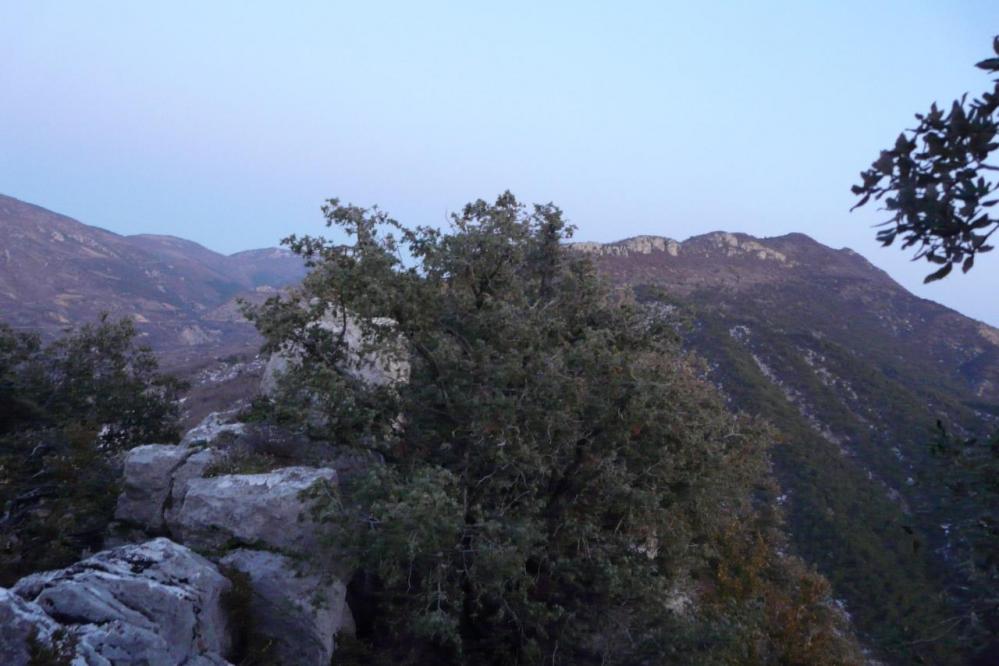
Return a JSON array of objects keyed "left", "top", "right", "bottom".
[
  {"left": 261, "top": 312, "right": 409, "bottom": 397},
  {"left": 0, "top": 538, "right": 232, "bottom": 665},
  {"left": 0, "top": 588, "right": 66, "bottom": 666},
  {"left": 169, "top": 467, "right": 337, "bottom": 554},
  {"left": 164, "top": 447, "right": 223, "bottom": 526},
  {"left": 115, "top": 411, "right": 349, "bottom": 544},
  {"left": 220, "top": 549, "right": 353, "bottom": 665},
  {"left": 114, "top": 443, "right": 193, "bottom": 530},
  {"left": 114, "top": 409, "right": 245, "bottom": 532}
]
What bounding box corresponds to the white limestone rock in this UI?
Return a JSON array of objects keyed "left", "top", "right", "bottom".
[
  {"left": 571, "top": 235, "right": 681, "bottom": 257},
  {"left": 1, "top": 539, "right": 232, "bottom": 665},
  {"left": 163, "top": 447, "right": 223, "bottom": 526},
  {"left": 261, "top": 311, "right": 409, "bottom": 397},
  {"left": 114, "top": 444, "right": 194, "bottom": 530},
  {"left": 0, "top": 588, "right": 68, "bottom": 665},
  {"left": 169, "top": 466, "right": 337, "bottom": 554},
  {"left": 220, "top": 549, "right": 353, "bottom": 665},
  {"left": 181, "top": 410, "right": 247, "bottom": 447}
]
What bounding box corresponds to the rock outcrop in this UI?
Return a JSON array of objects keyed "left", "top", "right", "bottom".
[
  {"left": 0, "top": 539, "right": 232, "bottom": 665},
  {"left": 115, "top": 443, "right": 195, "bottom": 531},
  {"left": 220, "top": 549, "right": 353, "bottom": 665},
  {"left": 0, "top": 588, "right": 66, "bottom": 665},
  {"left": 572, "top": 235, "right": 681, "bottom": 257},
  {"left": 115, "top": 413, "right": 343, "bottom": 542},
  {"left": 180, "top": 411, "right": 247, "bottom": 446},
  {"left": 103, "top": 411, "right": 354, "bottom": 664},
  {"left": 261, "top": 311, "right": 409, "bottom": 397},
  {"left": 172, "top": 466, "right": 336, "bottom": 554}
]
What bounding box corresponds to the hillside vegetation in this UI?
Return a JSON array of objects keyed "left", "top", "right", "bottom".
[
  {"left": 585, "top": 233, "right": 999, "bottom": 663},
  {"left": 0, "top": 317, "right": 183, "bottom": 583}
]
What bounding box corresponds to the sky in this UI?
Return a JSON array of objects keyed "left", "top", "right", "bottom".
[{"left": 2, "top": 1, "right": 998, "bottom": 325}]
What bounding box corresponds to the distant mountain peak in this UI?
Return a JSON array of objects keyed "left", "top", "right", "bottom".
[
  {"left": 683, "top": 231, "right": 797, "bottom": 264},
  {"left": 229, "top": 247, "right": 296, "bottom": 259}
]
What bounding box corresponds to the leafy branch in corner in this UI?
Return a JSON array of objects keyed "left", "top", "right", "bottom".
[{"left": 852, "top": 36, "right": 999, "bottom": 282}]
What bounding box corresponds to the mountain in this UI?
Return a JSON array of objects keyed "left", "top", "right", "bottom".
[
  {"left": 0, "top": 194, "right": 305, "bottom": 367},
  {"left": 5, "top": 193, "right": 996, "bottom": 660},
  {"left": 576, "top": 232, "right": 999, "bottom": 663},
  {"left": 577, "top": 232, "right": 998, "bottom": 403}
]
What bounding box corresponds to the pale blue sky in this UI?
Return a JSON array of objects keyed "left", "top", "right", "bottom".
[{"left": 2, "top": 2, "right": 997, "bottom": 324}]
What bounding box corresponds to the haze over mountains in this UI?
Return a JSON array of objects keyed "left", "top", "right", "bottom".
[{"left": 5, "top": 192, "right": 996, "bottom": 412}]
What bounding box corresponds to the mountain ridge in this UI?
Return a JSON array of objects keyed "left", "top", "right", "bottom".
[
  {"left": 3, "top": 194, "right": 998, "bottom": 660},
  {"left": 0, "top": 193, "right": 306, "bottom": 367},
  {"left": 575, "top": 231, "right": 999, "bottom": 391},
  {"left": 578, "top": 231, "right": 998, "bottom": 661}
]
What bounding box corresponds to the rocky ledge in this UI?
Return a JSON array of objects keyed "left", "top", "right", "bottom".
[{"left": 0, "top": 411, "right": 356, "bottom": 665}]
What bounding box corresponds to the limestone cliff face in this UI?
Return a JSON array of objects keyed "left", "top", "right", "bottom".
[
  {"left": 572, "top": 232, "right": 793, "bottom": 264},
  {"left": 261, "top": 311, "right": 410, "bottom": 397},
  {"left": 572, "top": 235, "right": 681, "bottom": 257}
]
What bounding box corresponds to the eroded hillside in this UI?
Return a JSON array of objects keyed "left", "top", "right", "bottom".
[{"left": 578, "top": 231, "right": 999, "bottom": 662}]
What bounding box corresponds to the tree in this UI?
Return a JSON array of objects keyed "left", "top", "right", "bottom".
[
  {"left": 852, "top": 36, "right": 999, "bottom": 282},
  {"left": 0, "top": 316, "right": 183, "bottom": 583},
  {"left": 927, "top": 421, "right": 999, "bottom": 657},
  {"left": 852, "top": 38, "right": 999, "bottom": 658},
  {"left": 248, "top": 193, "right": 862, "bottom": 664}
]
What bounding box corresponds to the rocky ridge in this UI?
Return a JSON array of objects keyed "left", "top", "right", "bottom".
[
  {"left": 572, "top": 232, "right": 793, "bottom": 264},
  {"left": 573, "top": 230, "right": 998, "bottom": 400}
]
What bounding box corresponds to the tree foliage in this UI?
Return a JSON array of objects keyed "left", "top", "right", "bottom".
[
  {"left": 0, "top": 316, "right": 183, "bottom": 583},
  {"left": 929, "top": 421, "right": 999, "bottom": 654},
  {"left": 852, "top": 36, "right": 999, "bottom": 282},
  {"left": 248, "top": 193, "right": 862, "bottom": 664}
]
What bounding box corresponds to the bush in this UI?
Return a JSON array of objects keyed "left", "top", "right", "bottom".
[{"left": 0, "top": 316, "right": 183, "bottom": 583}]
